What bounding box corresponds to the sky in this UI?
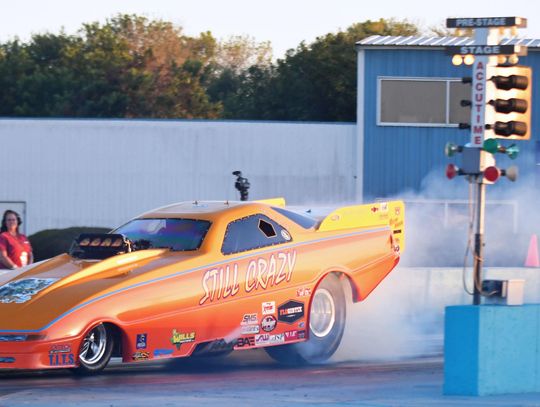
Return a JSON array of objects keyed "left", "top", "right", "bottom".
[{"left": 1, "top": 0, "right": 540, "bottom": 59}]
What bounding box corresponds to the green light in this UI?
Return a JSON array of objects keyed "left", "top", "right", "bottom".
[
  {"left": 506, "top": 144, "right": 519, "bottom": 160},
  {"left": 445, "top": 142, "right": 459, "bottom": 157},
  {"left": 483, "top": 138, "right": 519, "bottom": 159},
  {"left": 482, "top": 138, "right": 499, "bottom": 154}
]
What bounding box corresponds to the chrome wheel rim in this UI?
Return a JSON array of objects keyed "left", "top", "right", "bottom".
[
  {"left": 79, "top": 324, "right": 107, "bottom": 365},
  {"left": 310, "top": 288, "right": 335, "bottom": 338}
]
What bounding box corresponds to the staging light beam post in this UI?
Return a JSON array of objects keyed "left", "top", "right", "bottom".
[{"left": 445, "top": 17, "right": 530, "bottom": 305}]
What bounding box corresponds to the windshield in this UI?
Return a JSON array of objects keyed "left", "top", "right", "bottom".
[{"left": 113, "top": 218, "right": 211, "bottom": 251}]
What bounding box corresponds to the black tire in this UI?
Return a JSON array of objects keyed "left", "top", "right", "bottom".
[
  {"left": 266, "top": 274, "right": 346, "bottom": 364},
  {"left": 74, "top": 323, "right": 114, "bottom": 375}
]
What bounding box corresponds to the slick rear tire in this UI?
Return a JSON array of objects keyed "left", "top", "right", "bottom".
[
  {"left": 265, "top": 273, "right": 346, "bottom": 364},
  {"left": 74, "top": 323, "right": 114, "bottom": 375}
]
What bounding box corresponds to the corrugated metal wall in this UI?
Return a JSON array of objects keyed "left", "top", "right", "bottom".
[
  {"left": 360, "top": 48, "right": 540, "bottom": 200},
  {"left": 0, "top": 119, "right": 356, "bottom": 234}
]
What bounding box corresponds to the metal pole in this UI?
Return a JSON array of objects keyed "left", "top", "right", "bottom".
[{"left": 473, "top": 177, "right": 486, "bottom": 305}]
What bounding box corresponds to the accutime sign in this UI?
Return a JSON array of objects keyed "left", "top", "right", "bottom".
[{"left": 470, "top": 60, "right": 487, "bottom": 146}]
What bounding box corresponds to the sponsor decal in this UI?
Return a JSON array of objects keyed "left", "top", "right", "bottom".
[
  {"left": 389, "top": 218, "right": 404, "bottom": 229},
  {"left": 132, "top": 351, "right": 150, "bottom": 361},
  {"left": 284, "top": 330, "right": 299, "bottom": 341},
  {"left": 281, "top": 230, "right": 291, "bottom": 241},
  {"left": 153, "top": 349, "right": 174, "bottom": 358},
  {"left": 49, "top": 344, "right": 71, "bottom": 354},
  {"left": 236, "top": 336, "right": 255, "bottom": 348},
  {"left": 284, "top": 330, "right": 306, "bottom": 342},
  {"left": 278, "top": 300, "right": 305, "bottom": 324},
  {"left": 241, "top": 324, "right": 260, "bottom": 334},
  {"left": 296, "top": 287, "right": 311, "bottom": 297},
  {"left": 298, "top": 321, "right": 306, "bottom": 329},
  {"left": 170, "top": 329, "right": 196, "bottom": 350},
  {"left": 48, "top": 353, "right": 75, "bottom": 366},
  {"left": 255, "top": 333, "right": 285, "bottom": 346},
  {"left": 0, "top": 278, "right": 58, "bottom": 304},
  {"left": 262, "top": 301, "right": 275, "bottom": 315},
  {"left": 199, "top": 250, "right": 297, "bottom": 305},
  {"left": 48, "top": 344, "right": 74, "bottom": 365},
  {"left": 261, "top": 315, "right": 277, "bottom": 332},
  {"left": 270, "top": 333, "right": 285, "bottom": 344},
  {"left": 241, "top": 313, "right": 258, "bottom": 325},
  {"left": 255, "top": 333, "right": 269, "bottom": 345},
  {"left": 242, "top": 323, "right": 261, "bottom": 334},
  {"left": 136, "top": 333, "right": 147, "bottom": 350}
]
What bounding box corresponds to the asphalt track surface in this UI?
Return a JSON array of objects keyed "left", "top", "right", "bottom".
[{"left": 1, "top": 350, "right": 539, "bottom": 406}]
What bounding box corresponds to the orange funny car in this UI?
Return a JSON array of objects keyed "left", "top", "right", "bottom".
[{"left": 0, "top": 198, "right": 404, "bottom": 374}]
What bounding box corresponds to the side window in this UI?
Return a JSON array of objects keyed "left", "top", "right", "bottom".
[{"left": 222, "top": 214, "right": 291, "bottom": 255}]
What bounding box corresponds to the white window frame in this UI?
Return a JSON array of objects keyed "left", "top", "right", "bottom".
[{"left": 377, "top": 76, "right": 468, "bottom": 127}]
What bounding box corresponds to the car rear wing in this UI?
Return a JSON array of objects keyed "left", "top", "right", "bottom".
[{"left": 318, "top": 201, "right": 405, "bottom": 252}]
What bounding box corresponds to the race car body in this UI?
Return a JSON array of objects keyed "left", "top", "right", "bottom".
[{"left": 0, "top": 198, "right": 405, "bottom": 373}]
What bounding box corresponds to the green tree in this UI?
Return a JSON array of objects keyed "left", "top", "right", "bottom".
[
  {"left": 0, "top": 34, "right": 80, "bottom": 116},
  {"left": 70, "top": 15, "right": 222, "bottom": 118},
  {"left": 219, "top": 19, "right": 420, "bottom": 121},
  {"left": 206, "top": 35, "right": 273, "bottom": 115},
  {"left": 0, "top": 16, "right": 421, "bottom": 121},
  {"left": 215, "top": 35, "right": 272, "bottom": 74},
  {"left": 0, "top": 14, "right": 223, "bottom": 118}
]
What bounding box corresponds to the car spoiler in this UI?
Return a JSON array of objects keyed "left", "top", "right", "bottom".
[{"left": 318, "top": 201, "right": 405, "bottom": 252}]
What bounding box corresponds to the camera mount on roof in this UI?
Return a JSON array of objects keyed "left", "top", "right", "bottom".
[{"left": 232, "top": 170, "right": 250, "bottom": 201}]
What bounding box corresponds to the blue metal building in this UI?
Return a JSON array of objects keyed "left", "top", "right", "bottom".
[{"left": 356, "top": 36, "right": 540, "bottom": 200}]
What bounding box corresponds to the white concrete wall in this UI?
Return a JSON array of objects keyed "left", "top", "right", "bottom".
[{"left": 0, "top": 119, "right": 356, "bottom": 234}]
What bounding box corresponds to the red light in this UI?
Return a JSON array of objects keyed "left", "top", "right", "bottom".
[
  {"left": 484, "top": 166, "right": 501, "bottom": 183},
  {"left": 446, "top": 164, "right": 458, "bottom": 179}
]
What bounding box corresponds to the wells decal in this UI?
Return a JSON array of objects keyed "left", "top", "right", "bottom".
[
  {"left": 170, "top": 330, "right": 195, "bottom": 350},
  {"left": 199, "top": 250, "right": 297, "bottom": 305}
]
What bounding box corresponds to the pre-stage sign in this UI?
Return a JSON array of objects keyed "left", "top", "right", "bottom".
[{"left": 446, "top": 17, "right": 526, "bottom": 28}]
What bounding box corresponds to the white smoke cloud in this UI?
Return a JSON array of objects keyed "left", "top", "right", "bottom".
[
  {"left": 333, "top": 268, "right": 445, "bottom": 362},
  {"left": 330, "top": 151, "right": 540, "bottom": 362}
]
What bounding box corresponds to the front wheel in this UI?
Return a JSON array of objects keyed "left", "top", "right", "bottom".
[
  {"left": 74, "top": 323, "right": 114, "bottom": 375},
  {"left": 266, "top": 274, "right": 346, "bottom": 364}
]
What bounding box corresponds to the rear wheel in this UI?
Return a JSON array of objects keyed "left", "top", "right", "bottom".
[
  {"left": 74, "top": 323, "right": 114, "bottom": 374},
  {"left": 265, "top": 274, "right": 346, "bottom": 364}
]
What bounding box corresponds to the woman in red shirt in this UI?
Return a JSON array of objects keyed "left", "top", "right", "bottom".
[{"left": 0, "top": 210, "right": 33, "bottom": 269}]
